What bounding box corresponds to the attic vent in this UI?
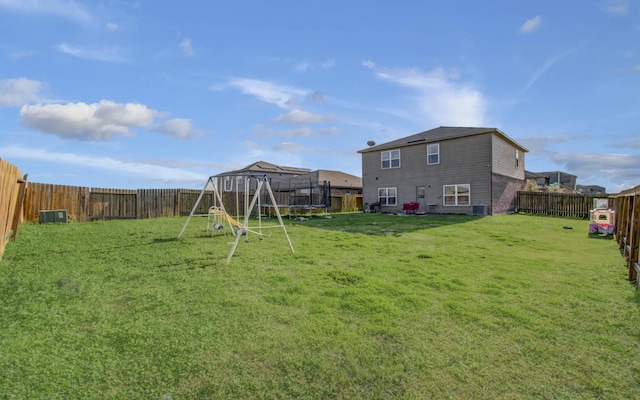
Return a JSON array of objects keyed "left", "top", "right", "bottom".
[
  {"left": 472, "top": 204, "right": 487, "bottom": 216},
  {"left": 407, "top": 139, "right": 426, "bottom": 144}
]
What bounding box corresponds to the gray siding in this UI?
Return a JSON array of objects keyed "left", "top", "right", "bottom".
[
  {"left": 361, "top": 134, "right": 494, "bottom": 214},
  {"left": 434, "top": 134, "right": 492, "bottom": 214},
  {"left": 492, "top": 135, "right": 525, "bottom": 179}
]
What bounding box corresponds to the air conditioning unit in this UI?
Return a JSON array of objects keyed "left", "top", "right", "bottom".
[
  {"left": 472, "top": 204, "right": 488, "bottom": 216},
  {"left": 39, "top": 210, "right": 68, "bottom": 224}
]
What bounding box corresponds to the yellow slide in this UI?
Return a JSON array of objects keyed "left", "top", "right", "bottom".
[{"left": 208, "top": 207, "right": 243, "bottom": 228}]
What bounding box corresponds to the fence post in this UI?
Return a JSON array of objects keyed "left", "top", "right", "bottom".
[{"left": 10, "top": 175, "right": 28, "bottom": 240}]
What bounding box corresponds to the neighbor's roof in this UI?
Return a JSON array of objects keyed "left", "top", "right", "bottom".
[
  {"left": 292, "top": 170, "right": 362, "bottom": 188},
  {"left": 534, "top": 170, "right": 578, "bottom": 179},
  {"left": 217, "top": 160, "right": 311, "bottom": 176},
  {"left": 357, "top": 126, "right": 529, "bottom": 153},
  {"left": 525, "top": 170, "right": 548, "bottom": 179}
]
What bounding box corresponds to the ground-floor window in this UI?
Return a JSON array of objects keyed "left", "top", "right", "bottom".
[
  {"left": 378, "top": 187, "right": 397, "bottom": 206},
  {"left": 443, "top": 184, "right": 470, "bottom": 206}
]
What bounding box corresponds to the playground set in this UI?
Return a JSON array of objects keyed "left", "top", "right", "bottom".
[{"left": 177, "top": 174, "right": 294, "bottom": 264}]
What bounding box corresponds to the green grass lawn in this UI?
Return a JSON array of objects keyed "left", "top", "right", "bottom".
[{"left": 1, "top": 213, "right": 639, "bottom": 399}]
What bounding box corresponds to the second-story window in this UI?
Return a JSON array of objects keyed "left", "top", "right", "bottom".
[
  {"left": 381, "top": 149, "right": 400, "bottom": 169},
  {"left": 427, "top": 143, "right": 439, "bottom": 165}
]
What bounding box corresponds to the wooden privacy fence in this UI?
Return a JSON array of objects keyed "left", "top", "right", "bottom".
[
  {"left": 0, "top": 159, "right": 27, "bottom": 259},
  {"left": 23, "top": 183, "right": 89, "bottom": 222},
  {"left": 22, "top": 182, "right": 364, "bottom": 222},
  {"left": 517, "top": 192, "right": 606, "bottom": 218},
  {"left": 611, "top": 185, "right": 640, "bottom": 285},
  {"left": 23, "top": 184, "right": 219, "bottom": 222}
]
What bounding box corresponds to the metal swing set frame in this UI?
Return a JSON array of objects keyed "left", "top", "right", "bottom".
[{"left": 177, "top": 174, "right": 294, "bottom": 264}]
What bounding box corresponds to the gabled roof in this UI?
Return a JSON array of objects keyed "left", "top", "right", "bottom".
[
  {"left": 525, "top": 170, "right": 548, "bottom": 179},
  {"left": 218, "top": 160, "right": 311, "bottom": 176},
  {"left": 534, "top": 170, "right": 577, "bottom": 179},
  {"left": 292, "top": 170, "right": 362, "bottom": 188},
  {"left": 358, "top": 126, "right": 529, "bottom": 153}
]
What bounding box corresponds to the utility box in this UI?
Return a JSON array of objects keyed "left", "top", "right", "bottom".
[
  {"left": 39, "top": 210, "right": 68, "bottom": 224},
  {"left": 472, "top": 204, "right": 488, "bottom": 216}
]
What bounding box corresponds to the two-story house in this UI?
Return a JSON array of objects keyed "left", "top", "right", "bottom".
[{"left": 358, "top": 126, "right": 528, "bottom": 215}]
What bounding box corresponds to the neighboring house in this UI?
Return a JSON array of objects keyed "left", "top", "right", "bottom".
[
  {"left": 577, "top": 184, "right": 607, "bottom": 195},
  {"left": 287, "top": 170, "right": 363, "bottom": 195},
  {"left": 215, "top": 161, "right": 311, "bottom": 192},
  {"left": 524, "top": 171, "right": 550, "bottom": 187},
  {"left": 357, "top": 126, "right": 529, "bottom": 215},
  {"left": 216, "top": 161, "right": 363, "bottom": 194},
  {"left": 285, "top": 169, "right": 363, "bottom": 209},
  {"left": 529, "top": 170, "right": 577, "bottom": 190}
]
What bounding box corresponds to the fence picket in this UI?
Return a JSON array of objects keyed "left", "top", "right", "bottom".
[
  {"left": 18, "top": 183, "right": 363, "bottom": 222},
  {"left": 0, "top": 159, "right": 25, "bottom": 258},
  {"left": 612, "top": 186, "right": 640, "bottom": 283},
  {"left": 517, "top": 191, "right": 604, "bottom": 219}
]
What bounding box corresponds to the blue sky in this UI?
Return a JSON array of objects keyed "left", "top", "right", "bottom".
[{"left": 0, "top": 0, "right": 638, "bottom": 193}]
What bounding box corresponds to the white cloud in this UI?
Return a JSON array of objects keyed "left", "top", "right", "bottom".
[
  {"left": 180, "top": 39, "right": 194, "bottom": 56},
  {"left": 519, "top": 16, "right": 542, "bottom": 34},
  {"left": 275, "top": 109, "right": 336, "bottom": 124},
  {"left": 8, "top": 50, "right": 35, "bottom": 60},
  {"left": 611, "top": 64, "right": 640, "bottom": 74},
  {"left": 0, "top": 145, "right": 207, "bottom": 184},
  {"left": 273, "top": 142, "right": 337, "bottom": 154},
  {"left": 322, "top": 59, "right": 336, "bottom": 68},
  {"left": 106, "top": 22, "right": 119, "bottom": 31},
  {"left": 523, "top": 44, "right": 585, "bottom": 92},
  {"left": 274, "top": 142, "right": 305, "bottom": 152},
  {"left": 272, "top": 141, "right": 355, "bottom": 157},
  {"left": 607, "top": 0, "right": 629, "bottom": 14},
  {"left": 553, "top": 151, "right": 639, "bottom": 189},
  {"left": 152, "top": 118, "right": 203, "bottom": 140},
  {"left": 20, "top": 100, "right": 158, "bottom": 141},
  {"left": 0, "top": 0, "right": 92, "bottom": 23},
  {"left": 228, "top": 78, "right": 308, "bottom": 109},
  {"left": 614, "top": 139, "right": 640, "bottom": 148},
  {"left": 295, "top": 62, "right": 311, "bottom": 72},
  {"left": 295, "top": 58, "right": 335, "bottom": 72},
  {"left": 519, "top": 134, "right": 590, "bottom": 154},
  {"left": 56, "top": 43, "right": 128, "bottom": 63},
  {"left": 365, "top": 63, "right": 486, "bottom": 126},
  {"left": 362, "top": 60, "right": 376, "bottom": 69},
  {"left": 0, "top": 77, "right": 46, "bottom": 107},
  {"left": 254, "top": 125, "right": 341, "bottom": 138},
  {"left": 306, "top": 91, "right": 325, "bottom": 102}
]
